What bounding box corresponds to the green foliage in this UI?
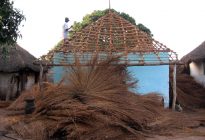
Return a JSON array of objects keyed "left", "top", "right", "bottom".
[
  {"left": 118, "top": 12, "right": 136, "bottom": 25},
  {"left": 137, "top": 23, "right": 153, "bottom": 37},
  {"left": 69, "top": 10, "right": 106, "bottom": 37},
  {"left": 0, "top": 0, "right": 25, "bottom": 45},
  {"left": 0, "top": 43, "right": 12, "bottom": 60},
  {"left": 70, "top": 9, "right": 152, "bottom": 37}
]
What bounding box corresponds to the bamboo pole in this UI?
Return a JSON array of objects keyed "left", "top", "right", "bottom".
[
  {"left": 172, "top": 64, "right": 177, "bottom": 111},
  {"left": 39, "top": 62, "right": 44, "bottom": 95},
  {"left": 34, "top": 61, "right": 181, "bottom": 67}
]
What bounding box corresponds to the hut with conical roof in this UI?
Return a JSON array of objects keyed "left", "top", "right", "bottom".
[
  {"left": 181, "top": 41, "right": 205, "bottom": 87},
  {"left": 45, "top": 11, "right": 178, "bottom": 106},
  {"left": 0, "top": 44, "right": 40, "bottom": 100}
]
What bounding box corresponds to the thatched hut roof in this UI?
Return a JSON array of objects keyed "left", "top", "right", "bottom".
[
  {"left": 181, "top": 41, "right": 205, "bottom": 63},
  {"left": 0, "top": 44, "right": 40, "bottom": 72}
]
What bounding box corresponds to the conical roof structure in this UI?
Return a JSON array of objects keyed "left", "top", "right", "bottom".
[
  {"left": 0, "top": 44, "right": 40, "bottom": 72},
  {"left": 46, "top": 11, "right": 178, "bottom": 66},
  {"left": 181, "top": 40, "right": 205, "bottom": 63}
]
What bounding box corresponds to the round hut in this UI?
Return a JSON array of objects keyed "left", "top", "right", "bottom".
[
  {"left": 181, "top": 40, "right": 205, "bottom": 86},
  {"left": 0, "top": 44, "right": 40, "bottom": 100}
]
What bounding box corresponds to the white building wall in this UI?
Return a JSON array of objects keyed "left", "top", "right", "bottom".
[
  {"left": 0, "top": 73, "right": 18, "bottom": 99},
  {"left": 189, "top": 62, "right": 204, "bottom": 76},
  {"left": 189, "top": 61, "right": 205, "bottom": 87},
  {"left": 25, "top": 74, "right": 36, "bottom": 90}
]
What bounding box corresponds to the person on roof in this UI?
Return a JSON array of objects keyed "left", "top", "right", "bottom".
[{"left": 63, "top": 17, "right": 72, "bottom": 44}]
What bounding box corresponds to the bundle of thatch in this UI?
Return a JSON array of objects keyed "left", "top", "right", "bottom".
[
  {"left": 176, "top": 74, "right": 205, "bottom": 108},
  {"left": 170, "top": 71, "right": 205, "bottom": 109},
  {"left": 7, "top": 85, "right": 40, "bottom": 111},
  {"left": 9, "top": 57, "right": 164, "bottom": 140},
  {"left": 150, "top": 109, "right": 205, "bottom": 136},
  {"left": 0, "top": 101, "right": 11, "bottom": 108},
  {"left": 7, "top": 83, "right": 56, "bottom": 111}
]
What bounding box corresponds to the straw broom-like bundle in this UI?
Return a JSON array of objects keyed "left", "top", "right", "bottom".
[{"left": 10, "top": 57, "right": 164, "bottom": 140}]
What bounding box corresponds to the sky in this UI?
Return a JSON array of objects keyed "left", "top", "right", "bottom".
[{"left": 13, "top": 0, "right": 205, "bottom": 59}]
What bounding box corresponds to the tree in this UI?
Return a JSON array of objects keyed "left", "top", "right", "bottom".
[
  {"left": 137, "top": 23, "right": 153, "bottom": 37},
  {"left": 0, "top": 0, "right": 25, "bottom": 45},
  {"left": 71, "top": 9, "right": 152, "bottom": 37}
]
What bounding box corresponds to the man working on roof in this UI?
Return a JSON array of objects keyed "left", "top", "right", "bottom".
[{"left": 63, "top": 17, "right": 72, "bottom": 44}]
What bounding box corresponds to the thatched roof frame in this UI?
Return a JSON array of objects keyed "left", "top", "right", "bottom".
[
  {"left": 44, "top": 11, "right": 178, "bottom": 66},
  {"left": 0, "top": 44, "right": 40, "bottom": 72},
  {"left": 181, "top": 41, "right": 205, "bottom": 63}
]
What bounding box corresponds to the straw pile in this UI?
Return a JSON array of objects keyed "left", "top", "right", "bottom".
[
  {"left": 170, "top": 65, "right": 205, "bottom": 109},
  {"left": 9, "top": 57, "right": 164, "bottom": 140},
  {"left": 150, "top": 109, "right": 205, "bottom": 136},
  {"left": 7, "top": 85, "right": 40, "bottom": 111},
  {"left": 176, "top": 74, "right": 205, "bottom": 108},
  {"left": 0, "top": 101, "right": 11, "bottom": 108},
  {"left": 7, "top": 59, "right": 205, "bottom": 139},
  {"left": 7, "top": 83, "right": 55, "bottom": 111}
]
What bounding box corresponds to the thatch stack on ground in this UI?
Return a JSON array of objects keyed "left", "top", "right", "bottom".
[
  {"left": 8, "top": 57, "right": 164, "bottom": 140},
  {"left": 0, "top": 101, "right": 11, "bottom": 108},
  {"left": 149, "top": 109, "right": 205, "bottom": 136},
  {"left": 170, "top": 66, "right": 205, "bottom": 109},
  {"left": 8, "top": 83, "right": 55, "bottom": 111},
  {"left": 5, "top": 57, "right": 205, "bottom": 140},
  {"left": 176, "top": 74, "right": 205, "bottom": 108}
]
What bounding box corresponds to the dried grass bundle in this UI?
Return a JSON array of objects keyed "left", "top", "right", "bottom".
[
  {"left": 10, "top": 56, "right": 164, "bottom": 140},
  {"left": 7, "top": 82, "right": 57, "bottom": 111},
  {"left": 0, "top": 101, "right": 11, "bottom": 108},
  {"left": 150, "top": 109, "right": 205, "bottom": 136},
  {"left": 11, "top": 121, "right": 47, "bottom": 140},
  {"left": 170, "top": 73, "right": 205, "bottom": 109}
]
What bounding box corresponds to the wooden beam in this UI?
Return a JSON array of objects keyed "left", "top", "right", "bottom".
[
  {"left": 39, "top": 62, "right": 44, "bottom": 97},
  {"left": 34, "top": 61, "right": 180, "bottom": 67},
  {"left": 172, "top": 64, "right": 177, "bottom": 111}
]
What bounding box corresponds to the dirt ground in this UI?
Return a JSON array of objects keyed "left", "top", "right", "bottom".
[
  {"left": 0, "top": 108, "right": 205, "bottom": 140},
  {"left": 0, "top": 104, "right": 23, "bottom": 140},
  {"left": 147, "top": 124, "right": 205, "bottom": 140},
  {"left": 147, "top": 109, "right": 205, "bottom": 140},
  {"left": 147, "top": 135, "right": 205, "bottom": 140}
]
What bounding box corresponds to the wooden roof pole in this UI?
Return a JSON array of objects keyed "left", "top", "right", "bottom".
[
  {"left": 119, "top": 15, "right": 127, "bottom": 55},
  {"left": 95, "top": 21, "right": 104, "bottom": 52},
  {"left": 39, "top": 62, "right": 44, "bottom": 98},
  {"left": 109, "top": 12, "right": 113, "bottom": 55},
  {"left": 172, "top": 64, "right": 177, "bottom": 111},
  {"left": 86, "top": 25, "right": 93, "bottom": 51}
]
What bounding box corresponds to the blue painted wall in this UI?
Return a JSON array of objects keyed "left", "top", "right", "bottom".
[
  {"left": 126, "top": 52, "right": 170, "bottom": 107},
  {"left": 127, "top": 65, "right": 169, "bottom": 107},
  {"left": 51, "top": 52, "right": 170, "bottom": 106}
]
